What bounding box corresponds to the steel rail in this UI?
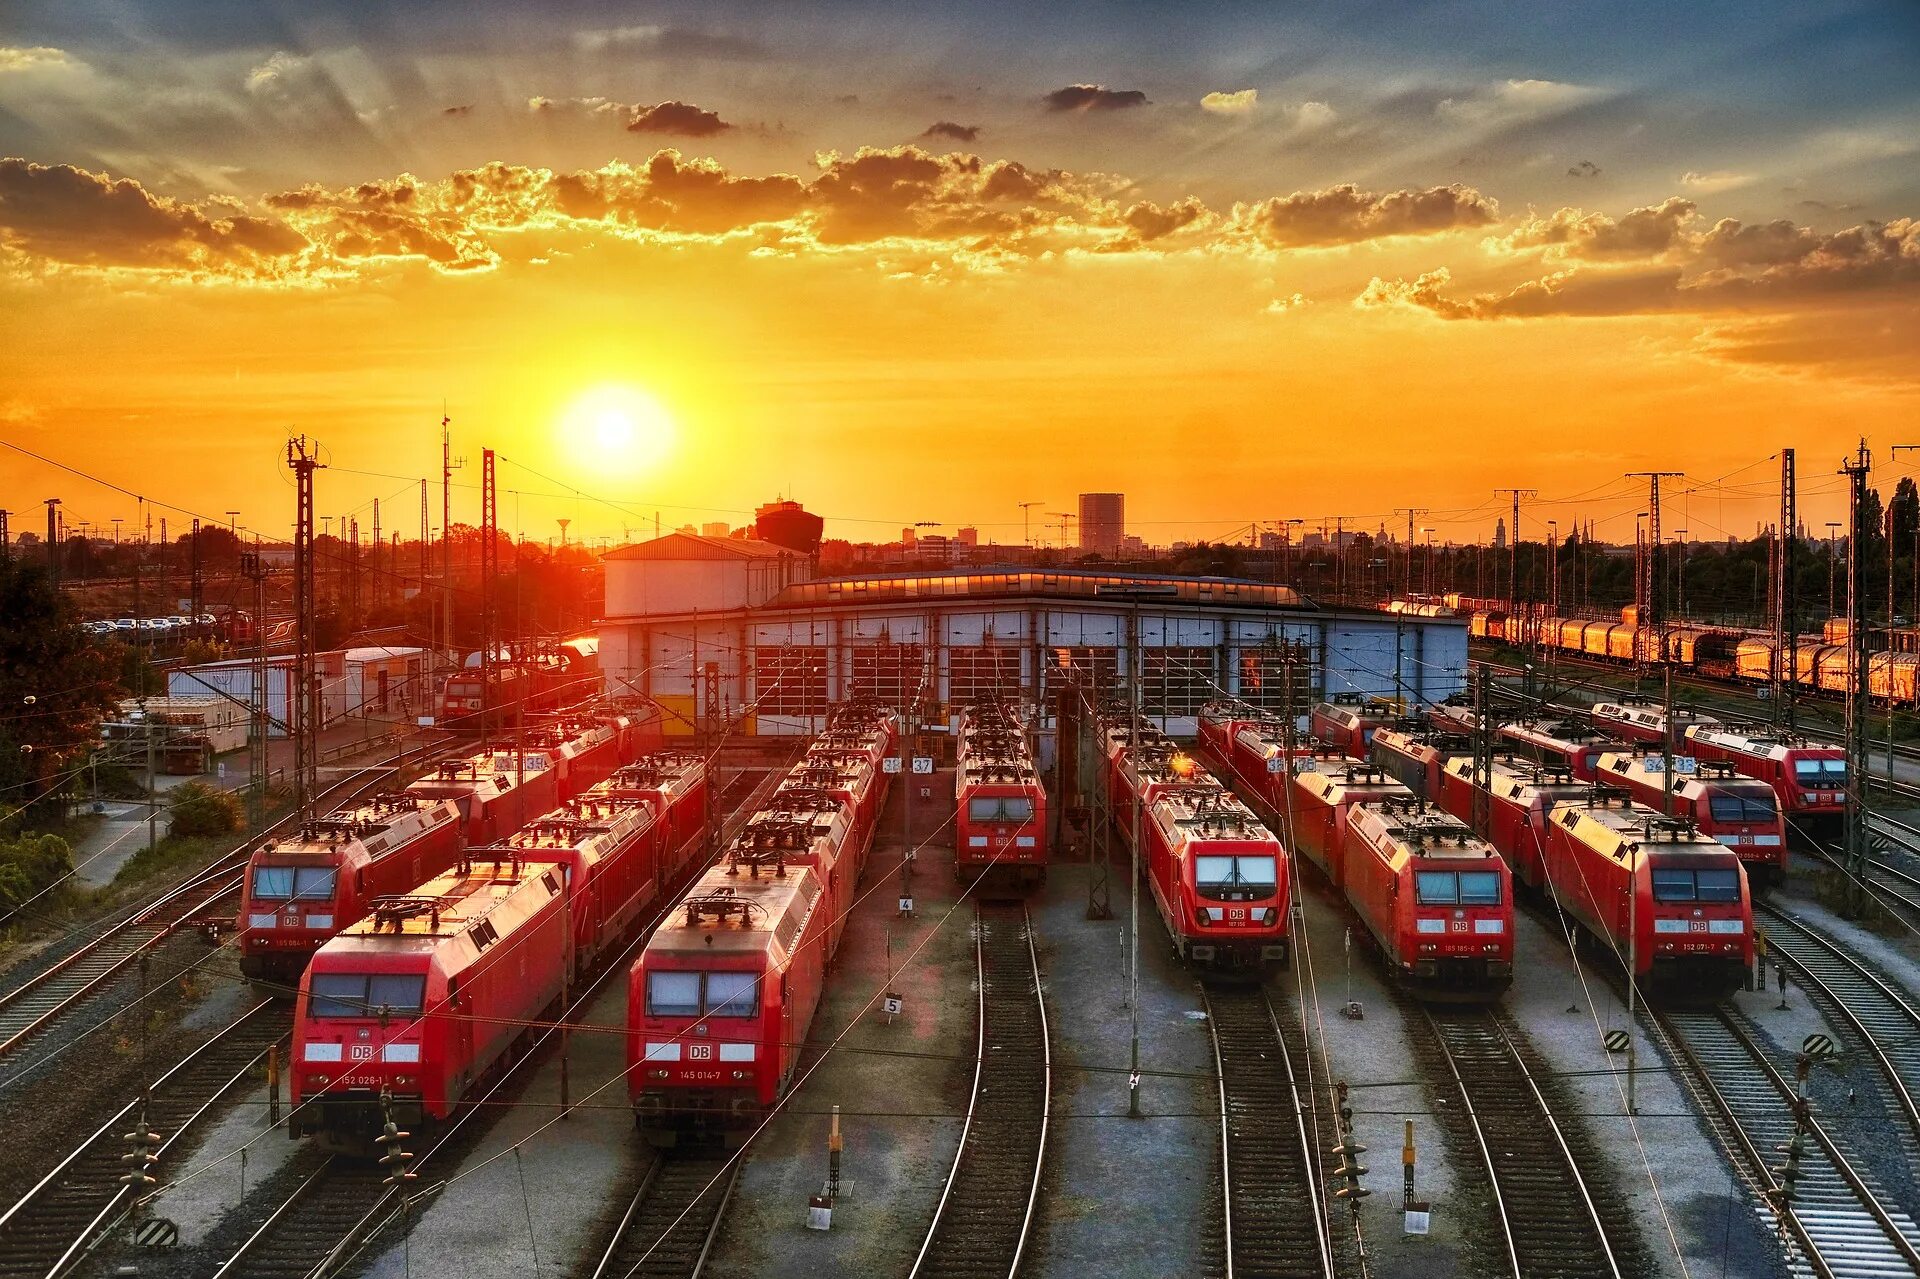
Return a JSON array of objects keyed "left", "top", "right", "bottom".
[{"left": 908, "top": 900, "right": 1050, "bottom": 1279}]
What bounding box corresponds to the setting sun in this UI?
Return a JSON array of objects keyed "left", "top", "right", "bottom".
[{"left": 560, "top": 384, "right": 676, "bottom": 475}]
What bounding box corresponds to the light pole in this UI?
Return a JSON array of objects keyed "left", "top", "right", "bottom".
[
  {"left": 111, "top": 517, "right": 123, "bottom": 546},
  {"left": 226, "top": 510, "right": 240, "bottom": 535},
  {"left": 1280, "top": 518, "right": 1304, "bottom": 586},
  {"left": 1674, "top": 527, "right": 1688, "bottom": 618}
]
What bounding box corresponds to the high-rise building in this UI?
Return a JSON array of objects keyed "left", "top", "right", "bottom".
[
  {"left": 701, "top": 521, "right": 730, "bottom": 538},
  {"left": 1493, "top": 517, "right": 1507, "bottom": 549},
  {"left": 1078, "top": 492, "right": 1124, "bottom": 556},
  {"left": 957, "top": 527, "right": 979, "bottom": 547}
]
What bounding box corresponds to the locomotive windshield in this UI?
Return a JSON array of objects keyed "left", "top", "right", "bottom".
[
  {"left": 307, "top": 972, "right": 427, "bottom": 1018},
  {"left": 967, "top": 797, "right": 1036, "bottom": 824},
  {"left": 1194, "top": 855, "right": 1278, "bottom": 900},
  {"left": 645, "top": 970, "right": 760, "bottom": 1018},
  {"left": 252, "top": 865, "right": 337, "bottom": 901},
  {"left": 1651, "top": 867, "right": 1743, "bottom": 903},
  {"left": 1415, "top": 871, "right": 1502, "bottom": 906},
  {"left": 1793, "top": 759, "right": 1847, "bottom": 788},
  {"left": 1707, "top": 793, "right": 1778, "bottom": 824}
]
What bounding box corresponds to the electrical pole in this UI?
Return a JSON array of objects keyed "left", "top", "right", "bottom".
[
  {"left": 1627, "top": 473, "right": 1681, "bottom": 674},
  {"left": 1493, "top": 488, "right": 1536, "bottom": 639},
  {"left": 1019, "top": 501, "right": 1043, "bottom": 552},
  {"left": 44, "top": 498, "right": 60, "bottom": 589},
  {"left": 0, "top": 510, "right": 8, "bottom": 561},
  {"left": 1840, "top": 441, "right": 1872, "bottom": 918},
  {"left": 371, "top": 499, "right": 382, "bottom": 614},
  {"left": 1775, "top": 450, "right": 1796, "bottom": 727},
  {"left": 1396, "top": 508, "right": 1428, "bottom": 597},
  {"left": 287, "top": 436, "right": 325, "bottom": 822},
  {"left": 480, "top": 448, "right": 499, "bottom": 751},
  {"left": 189, "top": 517, "right": 203, "bottom": 623},
  {"left": 242, "top": 550, "right": 270, "bottom": 831},
  {"left": 442, "top": 414, "right": 463, "bottom": 696}
]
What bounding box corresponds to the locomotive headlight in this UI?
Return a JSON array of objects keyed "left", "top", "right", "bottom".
[
  {"left": 649, "top": 1069, "right": 670, "bottom": 1079},
  {"left": 732, "top": 1070, "right": 749, "bottom": 1080},
  {"left": 1194, "top": 908, "right": 1211, "bottom": 928}
]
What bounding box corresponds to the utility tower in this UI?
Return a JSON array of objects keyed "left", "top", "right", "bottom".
[
  {"left": 480, "top": 448, "right": 499, "bottom": 748},
  {"left": 1627, "top": 472, "right": 1682, "bottom": 674},
  {"left": 44, "top": 498, "right": 60, "bottom": 588},
  {"left": 1773, "top": 450, "right": 1796, "bottom": 725},
  {"left": 240, "top": 549, "right": 271, "bottom": 830},
  {"left": 442, "top": 414, "right": 464, "bottom": 687},
  {"left": 1839, "top": 441, "right": 1872, "bottom": 917},
  {"left": 1396, "top": 508, "right": 1428, "bottom": 597},
  {"left": 189, "top": 518, "right": 203, "bottom": 621},
  {"left": 287, "top": 436, "right": 325, "bottom": 821},
  {"left": 1493, "top": 489, "right": 1536, "bottom": 639}
]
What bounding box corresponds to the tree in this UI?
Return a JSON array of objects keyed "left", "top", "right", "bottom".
[
  {"left": 167, "top": 781, "right": 243, "bottom": 837},
  {"left": 0, "top": 557, "right": 122, "bottom": 820}
]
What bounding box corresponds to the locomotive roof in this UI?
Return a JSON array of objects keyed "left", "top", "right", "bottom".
[
  {"left": 604, "top": 752, "right": 706, "bottom": 790},
  {"left": 1595, "top": 752, "right": 1773, "bottom": 796},
  {"left": 338, "top": 857, "right": 566, "bottom": 941},
  {"left": 1350, "top": 800, "right": 1496, "bottom": 859},
  {"left": 1152, "top": 790, "right": 1274, "bottom": 843},
  {"left": 256, "top": 795, "right": 458, "bottom": 862},
  {"left": 1446, "top": 754, "right": 1587, "bottom": 801},
  {"left": 1590, "top": 700, "right": 1718, "bottom": 729},
  {"left": 489, "top": 798, "right": 652, "bottom": 854},
  {"left": 1684, "top": 726, "right": 1844, "bottom": 759},
  {"left": 1295, "top": 767, "right": 1410, "bottom": 802},
  {"left": 1501, "top": 719, "right": 1609, "bottom": 747},
  {"left": 647, "top": 864, "right": 824, "bottom": 957},
  {"left": 1550, "top": 799, "right": 1725, "bottom": 858}
]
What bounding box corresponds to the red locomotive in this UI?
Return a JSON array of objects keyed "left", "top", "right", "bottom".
[
  {"left": 597, "top": 752, "right": 713, "bottom": 887},
  {"left": 1141, "top": 785, "right": 1291, "bottom": 972},
  {"left": 1341, "top": 797, "right": 1513, "bottom": 998},
  {"left": 1312, "top": 695, "right": 1398, "bottom": 756},
  {"left": 629, "top": 738, "right": 879, "bottom": 1143},
  {"left": 1682, "top": 726, "right": 1848, "bottom": 840},
  {"left": 436, "top": 639, "right": 600, "bottom": 733},
  {"left": 1589, "top": 700, "right": 1718, "bottom": 747},
  {"left": 478, "top": 796, "right": 663, "bottom": 979},
  {"left": 1289, "top": 760, "right": 1411, "bottom": 887},
  {"left": 404, "top": 746, "right": 563, "bottom": 846},
  {"left": 1370, "top": 725, "right": 1470, "bottom": 801},
  {"left": 1197, "top": 699, "right": 1263, "bottom": 760},
  {"left": 1216, "top": 718, "right": 1319, "bottom": 820},
  {"left": 238, "top": 794, "right": 464, "bottom": 992},
  {"left": 1437, "top": 755, "right": 1586, "bottom": 892},
  {"left": 954, "top": 702, "right": 1048, "bottom": 884},
  {"left": 1594, "top": 752, "right": 1787, "bottom": 885},
  {"left": 1498, "top": 719, "right": 1614, "bottom": 782},
  {"left": 292, "top": 855, "right": 571, "bottom": 1144},
  {"left": 1542, "top": 792, "right": 1753, "bottom": 1001}
]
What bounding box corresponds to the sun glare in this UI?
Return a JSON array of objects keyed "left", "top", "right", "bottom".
[{"left": 560, "top": 384, "right": 676, "bottom": 474}]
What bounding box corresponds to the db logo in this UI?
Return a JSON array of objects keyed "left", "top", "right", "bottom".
[
  {"left": 350, "top": 1044, "right": 373, "bottom": 1062},
  {"left": 688, "top": 1043, "right": 713, "bottom": 1061},
  {"left": 1450, "top": 919, "right": 1468, "bottom": 933},
  {"left": 1228, "top": 908, "right": 1246, "bottom": 921}
]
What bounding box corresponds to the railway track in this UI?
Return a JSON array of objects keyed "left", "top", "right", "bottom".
[
  {"left": 909, "top": 900, "right": 1050, "bottom": 1279},
  {"left": 590, "top": 1153, "right": 741, "bottom": 1279},
  {"left": 1757, "top": 906, "right": 1920, "bottom": 1151},
  {"left": 1201, "top": 985, "right": 1336, "bottom": 1279},
  {"left": 1413, "top": 1006, "right": 1627, "bottom": 1279},
  {"left": 0, "top": 741, "right": 450, "bottom": 1079},
  {"left": 0, "top": 1000, "right": 291, "bottom": 1279},
  {"left": 1654, "top": 1006, "right": 1920, "bottom": 1278}
]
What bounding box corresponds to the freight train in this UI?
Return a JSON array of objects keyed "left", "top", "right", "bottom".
[
  {"left": 954, "top": 701, "right": 1048, "bottom": 884},
  {"left": 628, "top": 708, "right": 891, "bottom": 1144}
]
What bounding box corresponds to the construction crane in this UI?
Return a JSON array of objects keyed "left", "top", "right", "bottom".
[
  {"left": 1018, "top": 500, "right": 1044, "bottom": 548},
  {"left": 1048, "top": 512, "right": 1077, "bottom": 553}
]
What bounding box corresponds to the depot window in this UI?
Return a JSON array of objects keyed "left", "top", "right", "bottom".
[
  {"left": 1414, "top": 871, "right": 1503, "bottom": 906},
  {"left": 645, "top": 970, "right": 760, "bottom": 1018},
  {"left": 1194, "top": 855, "right": 1278, "bottom": 900},
  {"left": 307, "top": 972, "right": 427, "bottom": 1018},
  {"left": 967, "top": 797, "right": 1035, "bottom": 824},
  {"left": 1651, "top": 867, "right": 1743, "bottom": 903},
  {"left": 1707, "top": 793, "right": 1778, "bottom": 824},
  {"left": 252, "top": 866, "right": 338, "bottom": 901}
]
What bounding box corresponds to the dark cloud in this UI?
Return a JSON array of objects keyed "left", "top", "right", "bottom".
[
  {"left": 0, "top": 157, "right": 306, "bottom": 269},
  {"left": 549, "top": 151, "right": 807, "bottom": 235},
  {"left": 1234, "top": 183, "right": 1498, "bottom": 248},
  {"left": 1122, "top": 198, "right": 1205, "bottom": 243},
  {"left": 1567, "top": 159, "right": 1601, "bottom": 179},
  {"left": 1044, "top": 84, "right": 1148, "bottom": 113},
  {"left": 922, "top": 121, "right": 981, "bottom": 143},
  {"left": 443, "top": 104, "right": 473, "bottom": 117},
  {"left": 626, "top": 101, "right": 731, "bottom": 137}
]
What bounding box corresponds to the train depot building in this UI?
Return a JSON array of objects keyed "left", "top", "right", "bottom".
[{"left": 598, "top": 532, "right": 1468, "bottom": 752}]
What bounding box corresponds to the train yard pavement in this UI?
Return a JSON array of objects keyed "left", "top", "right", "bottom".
[
  {"left": 706, "top": 768, "right": 973, "bottom": 1278},
  {"left": 1291, "top": 873, "right": 1467, "bottom": 1279},
  {"left": 1030, "top": 862, "right": 1214, "bottom": 1279},
  {"left": 1506, "top": 907, "right": 1784, "bottom": 1279},
  {"left": 360, "top": 975, "right": 640, "bottom": 1279}
]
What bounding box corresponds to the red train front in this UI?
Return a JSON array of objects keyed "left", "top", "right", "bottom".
[
  {"left": 1543, "top": 793, "right": 1753, "bottom": 1002},
  {"left": 237, "top": 793, "right": 463, "bottom": 992},
  {"left": 629, "top": 743, "right": 876, "bottom": 1144},
  {"left": 1311, "top": 694, "right": 1398, "bottom": 756},
  {"left": 1341, "top": 797, "right": 1513, "bottom": 999},
  {"left": 1595, "top": 752, "right": 1788, "bottom": 886},
  {"left": 1143, "top": 786, "right": 1290, "bottom": 974},
  {"left": 291, "top": 856, "right": 570, "bottom": 1147},
  {"left": 954, "top": 701, "right": 1048, "bottom": 884},
  {"left": 1683, "top": 727, "right": 1848, "bottom": 842}
]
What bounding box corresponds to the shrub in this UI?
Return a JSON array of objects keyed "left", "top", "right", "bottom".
[
  {"left": 167, "top": 781, "right": 243, "bottom": 838},
  {"left": 0, "top": 832, "right": 74, "bottom": 916}
]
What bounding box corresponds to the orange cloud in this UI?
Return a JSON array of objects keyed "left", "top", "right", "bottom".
[{"left": 1232, "top": 183, "right": 1498, "bottom": 248}]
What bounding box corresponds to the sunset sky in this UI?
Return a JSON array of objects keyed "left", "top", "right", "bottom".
[{"left": 2, "top": 1, "right": 1917, "bottom": 550}]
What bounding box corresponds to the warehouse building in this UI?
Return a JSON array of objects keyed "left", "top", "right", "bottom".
[{"left": 598, "top": 534, "right": 1466, "bottom": 752}]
